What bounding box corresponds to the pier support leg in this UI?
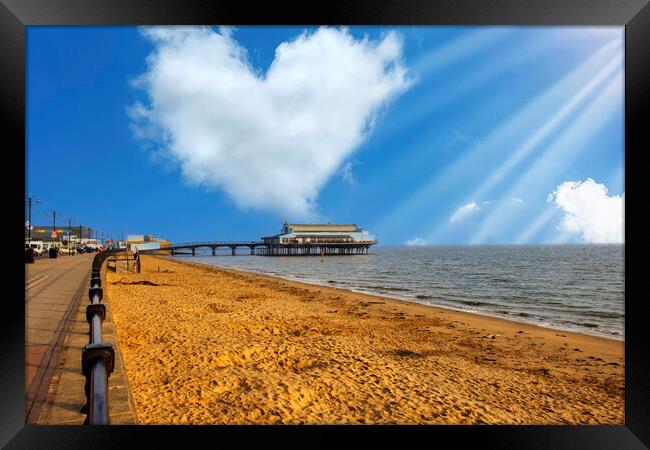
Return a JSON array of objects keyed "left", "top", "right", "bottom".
[
  {"left": 191, "top": 248, "right": 195, "bottom": 256},
  {"left": 250, "top": 247, "right": 255, "bottom": 255},
  {"left": 211, "top": 247, "right": 216, "bottom": 256},
  {"left": 231, "top": 247, "right": 236, "bottom": 256}
]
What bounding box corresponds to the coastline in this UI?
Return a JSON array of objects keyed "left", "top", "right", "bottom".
[
  {"left": 106, "top": 255, "right": 624, "bottom": 424},
  {"left": 178, "top": 255, "right": 624, "bottom": 342}
]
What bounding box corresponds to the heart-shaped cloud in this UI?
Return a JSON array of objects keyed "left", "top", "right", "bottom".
[{"left": 129, "top": 26, "right": 411, "bottom": 218}]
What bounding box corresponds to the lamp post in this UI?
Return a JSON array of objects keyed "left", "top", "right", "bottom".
[
  {"left": 44, "top": 210, "right": 61, "bottom": 243},
  {"left": 67, "top": 217, "right": 74, "bottom": 256},
  {"left": 124, "top": 231, "right": 128, "bottom": 273},
  {"left": 26, "top": 196, "right": 42, "bottom": 245}
]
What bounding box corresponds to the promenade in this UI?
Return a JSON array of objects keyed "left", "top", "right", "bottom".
[{"left": 25, "top": 253, "right": 136, "bottom": 424}]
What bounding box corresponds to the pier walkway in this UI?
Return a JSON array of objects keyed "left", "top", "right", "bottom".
[
  {"left": 146, "top": 240, "right": 374, "bottom": 256},
  {"left": 25, "top": 254, "right": 135, "bottom": 424}
]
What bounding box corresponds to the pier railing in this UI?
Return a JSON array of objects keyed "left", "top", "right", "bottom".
[
  {"left": 81, "top": 248, "right": 124, "bottom": 425},
  {"left": 163, "top": 240, "right": 263, "bottom": 246}
]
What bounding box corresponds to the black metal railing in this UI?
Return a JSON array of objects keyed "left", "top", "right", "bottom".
[{"left": 81, "top": 249, "right": 124, "bottom": 425}]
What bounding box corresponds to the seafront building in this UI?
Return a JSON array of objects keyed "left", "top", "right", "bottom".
[
  {"left": 25, "top": 224, "right": 98, "bottom": 252},
  {"left": 126, "top": 233, "right": 171, "bottom": 251},
  {"left": 25, "top": 225, "right": 93, "bottom": 241}
]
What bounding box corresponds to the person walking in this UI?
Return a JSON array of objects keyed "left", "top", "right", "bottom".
[{"left": 132, "top": 249, "right": 139, "bottom": 272}]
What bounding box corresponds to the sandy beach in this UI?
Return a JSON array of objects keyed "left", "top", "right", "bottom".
[{"left": 105, "top": 255, "right": 624, "bottom": 425}]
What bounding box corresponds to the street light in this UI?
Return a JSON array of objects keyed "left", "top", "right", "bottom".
[
  {"left": 44, "top": 210, "right": 62, "bottom": 243},
  {"left": 67, "top": 217, "right": 74, "bottom": 255},
  {"left": 26, "top": 196, "right": 42, "bottom": 245}
]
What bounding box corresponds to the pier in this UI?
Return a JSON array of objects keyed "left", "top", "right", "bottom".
[
  {"left": 135, "top": 222, "right": 377, "bottom": 257},
  {"left": 143, "top": 241, "right": 374, "bottom": 257},
  {"left": 258, "top": 242, "right": 373, "bottom": 256},
  {"left": 165, "top": 241, "right": 263, "bottom": 256}
]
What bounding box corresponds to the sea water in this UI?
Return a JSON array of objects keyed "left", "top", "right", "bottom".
[{"left": 181, "top": 244, "right": 624, "bottom": 339}]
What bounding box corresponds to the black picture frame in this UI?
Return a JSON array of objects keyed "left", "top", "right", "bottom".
[{"left": 2, "top": 0, "right": 648, "bottom": 448}]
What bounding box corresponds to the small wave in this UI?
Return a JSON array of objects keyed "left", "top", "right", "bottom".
[
  {"left": 362, "top": 285, "right": 411, "bottom": 292},
  {"left": 460, "top": 300, "right": 490, "bottom": 307},
  {"left": 416, "top": 295, "right": 435, "bottom": 300},
  {"left": 492, "top": 277, "right": 512, "bottom": 283},
  {"left": 584, "top": 311, "right": 623, "bottom": 319},
  {"left": 570, "top": 321, "right": 599, "bottom": 328}
]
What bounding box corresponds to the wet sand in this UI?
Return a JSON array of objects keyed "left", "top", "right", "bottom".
[{"left": 105, "top": 255, "right": 624, "bottom": 424}]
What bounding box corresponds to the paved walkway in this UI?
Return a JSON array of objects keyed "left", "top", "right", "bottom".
[{"left": 25, "top": 254, "right": 136, "bottom": 424}]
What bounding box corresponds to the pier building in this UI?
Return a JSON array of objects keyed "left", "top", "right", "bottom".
[{"left": 260, "top": 222, "right": 377, "bottom": 255}]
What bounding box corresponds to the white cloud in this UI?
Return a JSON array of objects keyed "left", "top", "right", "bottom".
[
  {"left": 130, "top": 26, "right": 411, "bottom": 218},
  {"left": 547, "top": 178, "right": 624, "bottom": 243},
  {"left": 341, "top": 162, "right": 356, "bottom": 186},
  {"left": 512, "top": 197, "right": 524, "bottom": 203},
  {"left": 450, "top": 202, "right": 480, "bottom": 223},
  {"left": 450, "top": 127, "right": 477, "bottom": 143},
  {"left": 405, "top": 237, "right": 426, "bottom": 246}
]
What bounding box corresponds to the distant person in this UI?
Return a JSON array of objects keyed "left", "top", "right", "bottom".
[{"left": 132, "top": 249, "right": 139, "bottom": 271}]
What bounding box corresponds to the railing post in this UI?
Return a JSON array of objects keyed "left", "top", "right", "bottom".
[
  {"left": 82, "top": 342, "right": 114, "bottom": 425},
  {"left": 82, "top": 252, "right": 117, "bottom": 425}
]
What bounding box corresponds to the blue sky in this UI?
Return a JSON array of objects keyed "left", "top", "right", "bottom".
[{"left": 26, "top": 26, "right": 624, "bottom": 245}]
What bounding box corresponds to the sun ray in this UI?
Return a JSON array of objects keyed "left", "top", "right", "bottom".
[
  {"left": 423, "top": 52, "right": 621, "bottom": 244},
  {"left": 379, "top": 28, "right": 585, "bottom": 145},
  {"left": 375, "top": 38, "right": 621, "bottom": 241},
  {"left": 469, "top": 72, "right": 622, "bottom": 244},
  {"left": 411, "top": 28, "right": 514, "bottom": 76},
  {"left": 513, "top": 206, "right": 559, "bottom": 244},
  {"left": 461, "top": 53, "right": 622, "bottom": 205},
  {"left": 424, "top": 52, "right": 621, "bottom": 244}
]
